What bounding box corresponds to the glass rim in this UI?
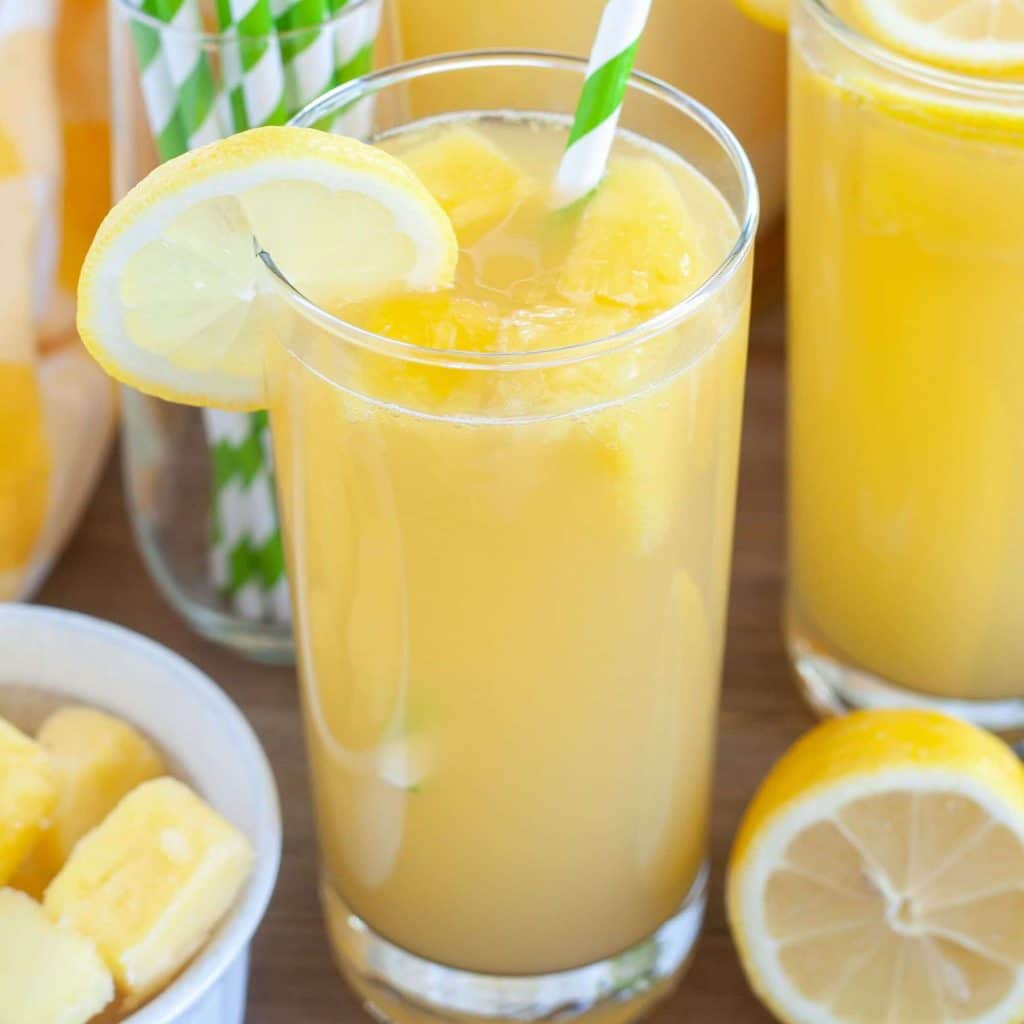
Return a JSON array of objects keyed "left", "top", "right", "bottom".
[
  {"left": 113, "top": 0, "right": 378, "bottom": 44},
  {"left": 803, "top": 0, "right": 1024, "bottom": 102},
  {"left": 259, "top": 49, "right": 759, "bottom": 372}
]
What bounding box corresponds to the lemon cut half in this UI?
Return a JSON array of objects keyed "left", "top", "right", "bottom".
[
  {"left": 77, "top": 126, "right": 457, "bottom": 410},
  {"left": 728, "top": 710, "right": 1024, "bottom": 1024}
]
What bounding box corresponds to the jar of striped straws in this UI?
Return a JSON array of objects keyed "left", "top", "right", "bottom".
[{"left": 110, "top": 0, "right": 395, "bottom": 662}]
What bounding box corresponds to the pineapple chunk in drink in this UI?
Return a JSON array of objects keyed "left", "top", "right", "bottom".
[{"left": 400, "top": 124, "right": 538, "bottom": 244}]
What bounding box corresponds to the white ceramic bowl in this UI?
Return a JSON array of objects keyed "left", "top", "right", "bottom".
[{"left": 0, "top": 604, "right": 281, "bottom": 1024}]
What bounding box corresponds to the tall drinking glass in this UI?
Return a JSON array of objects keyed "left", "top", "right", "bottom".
[
  {"left": 788, "top": 1, "right": 1024, "bottom": 728},
  {"left": 265, "top": 52, "right": 757, "bottom": 1024}
]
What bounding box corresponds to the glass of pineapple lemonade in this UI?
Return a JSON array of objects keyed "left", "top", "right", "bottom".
[
  {"left": 787, "top": 0, "right": 1024, "bottom": 729},
  {"left": 261, "top": 53, "right": 757, "bottom": 1023}
]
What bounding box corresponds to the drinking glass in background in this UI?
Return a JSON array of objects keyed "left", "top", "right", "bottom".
[
  {"left": 787, "top": 0, "right": 1024, "bottom": 728},
  {"left": 109, "top": 0, "right": 395, "bottom": 662},
  {"left": 0, "top": 0, "right": 116, "bottom": 603},
  {"left": 394, "top": 0, "right": 787, "bottom": 231},
  {"left": 269, "top": 52, "right": 757, "bottom": 1024}
]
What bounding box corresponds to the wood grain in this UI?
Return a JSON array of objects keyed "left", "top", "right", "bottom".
[{"left": 37, "top": 263, "right": 809, "bottom": 1023}]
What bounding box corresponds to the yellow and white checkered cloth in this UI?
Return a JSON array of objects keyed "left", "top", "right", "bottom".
[{"left": 0, "top": 0, "right": 116, "bottom": 600}]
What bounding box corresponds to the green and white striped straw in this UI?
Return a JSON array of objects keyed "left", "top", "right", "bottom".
[
  {"left": 127, "top": 0, "right": 222, "bottom": 157},
  {"left": 327, "top": 0, "right": 378, "bottom": 85},
  {"left": 205, "top": 409, "right": 289, "bottom": 621},
  {"left": 271, "top": 0, "right": 336, "bottom": 110},
  {"left": 552, "top": 0, "right": 653, "bottom": 208},
  {"left": 216, "top": 0, "right": 289, "bottom": 130},
  {"left": 206, "top": 0, "right": 294, "bottom": 623},
  {"left": 129, "top": 0, "right": 290, "bottom": 623}
]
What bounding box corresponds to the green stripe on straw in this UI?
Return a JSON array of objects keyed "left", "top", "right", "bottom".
[
  {"left": 566, "top": 39, "right": 641, "bottom": 147},
  {"left": 217, "top": 0, "right": 289, "bottom": 130},
  {"left": 553, "top": 0, "right": 653, "bottom": 208},
  {"left": 209, "top": 0, "right": 289, "bottom": 615},
  {"left": 146, "top": 0, "right": 221, "bottom": 147}
]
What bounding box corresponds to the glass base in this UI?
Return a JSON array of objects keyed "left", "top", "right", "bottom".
[
  {"left": 788, "top": 606, "right": 1024, "bottom": 735},
  {"left": 321, "top": 865, "right": 707, "bottom": 1024},
  {"left": 122, "top": 441, "right": 294, "bottom": 666}
]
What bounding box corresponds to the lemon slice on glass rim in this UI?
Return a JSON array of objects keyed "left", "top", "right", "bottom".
[
  {"left": 728, "top": 710, "right": 1024, "bottom": 1024},
  {"left": 76, "top": 126, "right": 457, "bottom": 411}
]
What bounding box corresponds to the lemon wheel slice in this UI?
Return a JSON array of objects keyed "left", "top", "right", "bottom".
[
  {"left": 728, "top": 710, "right": 1024, "bottom": 1024},
  {"left": 859, "top": 0, "right": 1024, "bottom": 72},
  {"left": 77, "top": 126, "right": 457, "bottom": 410}
]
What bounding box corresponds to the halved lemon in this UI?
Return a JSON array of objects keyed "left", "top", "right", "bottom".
[
  {"left": 77, "top": 126, "right": 457, "bottom": 410},
  {"left": 859, "top": 0, "right": 1024, "bottom": 73},
  {"left": 728, "top": 710, "right": 1024, "bottom": 1024}
]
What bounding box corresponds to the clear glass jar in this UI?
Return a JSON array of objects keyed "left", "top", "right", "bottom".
[{"left": 109, "top": 0, "right": 396, "bottom": 662}]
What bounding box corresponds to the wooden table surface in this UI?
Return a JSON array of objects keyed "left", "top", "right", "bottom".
[{"left": 37, "top": 253, "right": 810, "bottom": 1023}]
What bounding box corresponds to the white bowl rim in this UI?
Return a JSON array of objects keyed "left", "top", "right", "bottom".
[{"left": 0, "top": 604, "right": 283, "bottom": 1024}]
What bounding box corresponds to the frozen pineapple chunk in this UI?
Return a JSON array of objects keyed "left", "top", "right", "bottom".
[
  {"left": 45, "top": 778, "right": 253, "bottom": 1004},
  {"left": 0, "top": 716, "right": 59, "bottom": 884},
  {"left": 400, "top": 125, "right": 536, "bottom": 244},
  {"left": 0, "top": 888, "right": 114, "bottom": 1024},
  {"left": 558, "top": 157, "right": 708, "bottom": 310},
  {"left": 345, "top": 290, "right": 503, "bottom": 351},
  {"left": 13, "top": 707, "right": 165, "bottom": 897}
]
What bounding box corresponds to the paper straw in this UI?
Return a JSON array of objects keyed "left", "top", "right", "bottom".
[
  {"left": 207, "top": 0, "right": 291, "bottom": 622},
  {"left": 128, "top": 0, "right": 289, "bottom": 623},
  {"left": 327, "top": 0, "right": 378, "bottom": 84},
  {"left": 271, "top": 0, "right": 336, "bottom": 110},
  {"left": 205, "top": 409, "right": 289, "bottom": 619},
  {"left": 552, "top": 0, "right": 652, "bottom": 208},
  {"left": 216, "top": 0, "right": 289, "bottom": 130},
  {"left": 144, "top": 0, "right": 222, "bottom": 150},
  {"left": 324, "top": 0, "right": 381, "bottom": 137}
]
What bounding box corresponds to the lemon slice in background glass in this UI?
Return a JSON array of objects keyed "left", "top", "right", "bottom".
[
  {"left": 732, "top": 0, "right": 1024, "bottom": 74},
  {"left": 728, "top": 710, "right": 1024, "bottom": 1024},
  {"left": 858, "top": 0, "right": 1024, "bottom": 73}
]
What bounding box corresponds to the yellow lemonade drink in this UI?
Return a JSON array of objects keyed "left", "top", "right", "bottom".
[
  {"left": 395, "top": 0, "right": 787, "bottom": 228},
  {"left": 788, "top": 0, "right": 1024, "bottom": 716},
  {"left": 266, "top": 55, "right": 756, "bottom": 1024}
]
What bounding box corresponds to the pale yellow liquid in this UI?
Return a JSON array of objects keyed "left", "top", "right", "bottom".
[
  {"left": 394, "top": 0, "right": 787, "bottom": 227},
  {"left": 269, "top": 114, "right": 750, "bottom": 978},
  {"left": 789, "top": 5, "right": 1024, "bottom": 700}
]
